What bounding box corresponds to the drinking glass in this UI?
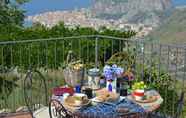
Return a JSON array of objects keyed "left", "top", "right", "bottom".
[
  {"left": 82, "top": 87, "right": 93, "bottom": 99},
  {"left": 120, "top": 82, "right": 129, "bottom": 96}
]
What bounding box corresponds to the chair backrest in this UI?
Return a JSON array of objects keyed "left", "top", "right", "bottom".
[
  {"left": 49, "top": 99, "right": 74, "bottom": 118},
  {"left": 23, "top": 68, "right": 48, "bottom": 118},
  {"left": 174, "top": 91, "right": 185, "bottom": 118}
]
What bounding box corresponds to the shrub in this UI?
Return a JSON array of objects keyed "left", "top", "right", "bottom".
[{"left": 138, "top": 64, "right": 179, "bottom": 115}]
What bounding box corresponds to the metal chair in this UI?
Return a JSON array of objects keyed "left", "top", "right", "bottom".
[
  {"left": 174, "top": 91, "right": 185, "bottom": 118},
  {"left": 23, "top": 68, "right": 48, "bottom": 118},
  {"left": 49, "top": 99, "right": 74, "bottom": 118},
  {"left": 147, "top": 91, "right": 185, "bottom": 118}
]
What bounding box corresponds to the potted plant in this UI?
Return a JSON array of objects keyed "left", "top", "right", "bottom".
[{"left": 132, "top": 81, "right": 147, "bottom": 101}]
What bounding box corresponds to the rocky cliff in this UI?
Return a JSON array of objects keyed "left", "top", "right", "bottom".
[
  {"left": 91, "top": 0, "right": 173, "bottom": 26},
  {"left": 148, "top": 8, "right": 186, "bottom": 43}
]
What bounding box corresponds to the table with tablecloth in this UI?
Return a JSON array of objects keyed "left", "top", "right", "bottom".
[
  {"left": 50, "top": 90, "right": 163, "bottom": 118},
  {"left": 73, "top": 98, "right": 146, "bottom": 118}
]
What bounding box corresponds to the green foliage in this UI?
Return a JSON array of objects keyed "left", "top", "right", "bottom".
[
  {"left": 16, "top": 0, "right": 30, "bottom": 5},
  {"left": 132, "top": 81, "right": 147, "bottom": 90},
  {"left": 106, "top": 51, "right": 135, "bottom": 69},
  {"left": 0, "top": 22, "right": 136, "bottom": 69},
  {"left": 0, "top": 74, "right": 18, "bottom": 107},
  {"left": 137, "top": 63, "right": 179, "bottom": 115},
  {"left": 0, "top": 0, "right": 28, "bottom": 26},
  {"left": 0, "top": 22, "right": 136, "bottom": 41}
]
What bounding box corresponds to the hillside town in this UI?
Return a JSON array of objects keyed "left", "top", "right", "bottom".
[{"left": 27, "top": 9, "right": 153, "bottom": 38}]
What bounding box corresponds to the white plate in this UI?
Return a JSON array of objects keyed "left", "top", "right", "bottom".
[
  {"left": 119, "top": 96, "right": 126, "bottom": 101},
  {"left": 73, "top": 93, "right": 87, "bottom": 97},
  {"left": 91, "top": 97, "right": 102, "bottom": 103},
  {"left": 91, "top": 96, "right": 126, "bottom": 105}
]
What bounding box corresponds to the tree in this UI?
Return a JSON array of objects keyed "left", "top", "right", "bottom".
[{"left": 0, "top": 0, "right": 29, "bottom": 26}]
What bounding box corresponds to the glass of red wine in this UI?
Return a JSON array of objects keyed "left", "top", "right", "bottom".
[{"left": 120, "top": 82, "right": 129, "bottom": 97}]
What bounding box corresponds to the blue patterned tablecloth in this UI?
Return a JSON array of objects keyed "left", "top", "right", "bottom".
[
  {"left": 76, "top": 98, "right": 145, "bottom": 118},
  {"left": 51, "top": 90, "right": 162, "bottom": 118}
]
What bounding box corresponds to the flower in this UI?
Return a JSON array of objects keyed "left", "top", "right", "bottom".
[
  {"left": 132, "top": 81, "right": 147, "bottom": 90},
  {"left": 123, "top": 69, "right": 134, "bottom": 81},
  {"left": 103, "top": 64, "right": 124, "bottom": 81}
]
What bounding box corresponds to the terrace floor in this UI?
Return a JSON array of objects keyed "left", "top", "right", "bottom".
[{"left": 2, "top": 107, "right": 49, "bottom": 118}]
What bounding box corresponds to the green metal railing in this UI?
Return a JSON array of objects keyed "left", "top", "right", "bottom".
[{"left": 0, "top": 35, "right": 185, "bottom": 117}]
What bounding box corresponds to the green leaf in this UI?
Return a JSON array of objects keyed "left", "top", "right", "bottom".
[{"left": 15, "top": 0, "right": 30, "bottom": 5}]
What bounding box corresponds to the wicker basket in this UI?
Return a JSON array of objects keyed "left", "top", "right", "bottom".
[
  {"left": 63, "top": 67, "right": 84, "bottom": 87},
  {"left": 63, "top": 51, "right": 85, "bottom": 87}
]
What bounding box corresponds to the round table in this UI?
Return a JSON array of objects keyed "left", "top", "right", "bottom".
[{"left": 49, "top": 90, "right": 163, "bottom": 118}]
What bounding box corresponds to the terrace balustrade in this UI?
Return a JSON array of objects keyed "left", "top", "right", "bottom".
[{"left": 0, "top": 35, "right": 185, "bottom": 117}]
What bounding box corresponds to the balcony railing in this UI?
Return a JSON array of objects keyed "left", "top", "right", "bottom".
[{"left": 0, "top": 35, "right": 185, "bottom": 117}]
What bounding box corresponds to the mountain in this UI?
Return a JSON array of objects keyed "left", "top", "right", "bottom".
[
  {"left": 91, "top": 0, "right": 173, "bottom": 27},
  {"left": 148, "top": 7, "right": 186, "bottom": 44}
]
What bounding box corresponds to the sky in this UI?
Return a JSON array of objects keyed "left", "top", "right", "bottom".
[
  {"left": 22, "top": 0, "right": 92, "bottom": 15},
  {"left": 21, "top": 0, "right": 186, "bottom": 16},
  {"left": 173, "top": 0, "right": 186, "bottom": 6}
]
